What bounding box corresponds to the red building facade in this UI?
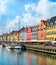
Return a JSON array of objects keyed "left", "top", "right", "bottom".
[{"left": 27, "top": 27, "right": 32, "bottom": 42}]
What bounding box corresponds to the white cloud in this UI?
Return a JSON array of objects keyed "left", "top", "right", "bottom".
[
  {"left": 6, "top": 16, "right": 20, "bottom": 31},
  {"left": 0, "top": 0, "right": 7, "bottom": 15},
  {"left": 0, "top": 29, "right": 3, "bottom": 34},
  {"left": 25, "top": 4, "right": 30, "bottom": 12},
  {"left": 23, "top": 0, "right": 56, "bottom": 26},
  {"left": 21, "top": 13, "right": 40, "bottom": 27},
  {"left": 36, "top": 0, "right": 49, "bottom": 17},
  {"left": 35, "top": 0, "right": 56, "bottom": 18},
  {"left": 5, "top": 0, "right": 56, "bottom": 32},
  {"left": 22, "top": 13, "right": 32, "bottom": 23},
  {"left": 25, "top": 3, "right": 36, "bottom": 13}
]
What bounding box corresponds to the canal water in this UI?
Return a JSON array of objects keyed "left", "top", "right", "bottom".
[{"left": 0, "top": 45, "right": 56, "bottom": 65}]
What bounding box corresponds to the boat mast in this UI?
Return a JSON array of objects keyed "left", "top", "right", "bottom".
[
  {"left": 18, "top": 19, "right": 20, "bottom": 41},
  {"left": 9, "top": 28, "right": 10, "bottom": 45}
]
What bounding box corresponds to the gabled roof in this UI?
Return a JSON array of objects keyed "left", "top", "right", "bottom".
[{"left": 50, "top": 16, "right": 56, "bottom": 22}]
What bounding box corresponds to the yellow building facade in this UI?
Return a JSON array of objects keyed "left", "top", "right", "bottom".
[
  {"left": 13, "top": 32, "right": 18, "bottom": 41},
  {"left": 46, "top": 16, "right": 56, "bottom": 41},
  {"left": 9, "top": 30, "right": 24, "bottom": 42},
  {"left": 9, "top": 31, "right": 18, "bottom": 41},
  {"left": 18, "top": 32, "right": 23, "bottom": 41},
  {"left": 2, "top": 33, "right": 8, "bottom": 41}
]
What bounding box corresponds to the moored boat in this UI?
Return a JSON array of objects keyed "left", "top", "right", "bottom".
[{"left": 9, "top": 45, "right": 22, "bottom": 50}]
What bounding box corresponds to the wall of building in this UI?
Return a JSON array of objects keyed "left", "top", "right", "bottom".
[
  {"left": 9, "top": 34, "right": 13, "bottom": 41},
  {"left": 27, "top": 27, "right": 32, "bottom": 42},
  {"left": 13, "top": 32, "right": 18, "bottom": 41},
  {"left": 46, "top": 16, "right": 56, "bottom": 41},
  {"left": 2, "top": 33, "right": 8, "bottom": 41},
  {"left": 32, "top": 26, "right": 38, "bottom": 40},
  {"left": 0, "top": 35, "right": 3, "bottom": 41},
  {"left": 22, "top": 31, "right": 27, "bottom": 42},
  {"left": 38, "top": 20, "right": 47, "bottom": 40},
  {"left": 18, "top": 32, "right": 23, "bottom": 41},
  {"left": 6, "top": 34, "right": 9, "bottom": 41}
]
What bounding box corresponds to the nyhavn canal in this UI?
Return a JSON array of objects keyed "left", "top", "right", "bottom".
[{"left": 0, "top": 45, "right": 56, "bottom": 65}]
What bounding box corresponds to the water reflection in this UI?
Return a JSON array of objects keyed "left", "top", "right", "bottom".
[
  {"left": 0, "top": 46, "right": 56, "bottom": 65},
  {"left": 46, "top": 55, "right": 56, "bottom": 65},
  {"left": 36, "top": 52, "right": 56, "bottom": 65},
  {"left": 27, "top": 52, "right": 32, "bottom": 65},
  {"left": 38, "top": 55, "right": 46, "bottom": 65}
]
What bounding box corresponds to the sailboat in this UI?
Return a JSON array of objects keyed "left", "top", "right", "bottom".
[
  {"left": 9, "top": 20, "right": 22, "bottom": 50},
  {"left": 8, "top": 44, "right": 22, "bottom": 50}
]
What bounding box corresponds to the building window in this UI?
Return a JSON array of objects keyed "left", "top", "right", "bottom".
[
  {"left": 54, "top": 21, "right": 56, "bottom": 24},
  {"left": 40, "top": 34, "right": 43, "bottom": 37},
  {"left": 50, "top": 21, "right": 53, "bottom": 25},
  {"left": 32, "top": 28, "right": 38, "bottom": 32}
]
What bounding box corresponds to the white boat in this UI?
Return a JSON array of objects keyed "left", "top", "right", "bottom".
[
  {"left": 8, "top": 43, "right": 26, "bottom": 50},
  {"left": 9, "top": 45, "right": 22, "bottom": 49},
  {"left": 14, "top": 46, "right": 22, "bottom": 49}
]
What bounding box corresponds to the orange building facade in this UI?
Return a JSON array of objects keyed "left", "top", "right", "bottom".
[{"left": 38, "top": 20, "right": 48, "bottom": 40}]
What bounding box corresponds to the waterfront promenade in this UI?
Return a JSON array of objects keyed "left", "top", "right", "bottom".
[
  {"left": 26, "top": 45, "right": 56, "bottom": 54},
  {"left": 1, "top": 40, "right": 56, "bottom": 55}
]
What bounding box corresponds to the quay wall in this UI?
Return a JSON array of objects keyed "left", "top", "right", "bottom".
[{"left": 25, "top": 45, "right": 56, "bottom": 55}]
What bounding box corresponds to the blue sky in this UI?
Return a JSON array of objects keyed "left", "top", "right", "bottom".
[{"left": 0, "top": 0, "right": 56, "bottom": 34}]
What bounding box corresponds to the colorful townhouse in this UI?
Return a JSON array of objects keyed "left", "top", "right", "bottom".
[
  {"left": 12, "top": 31, "right": 18, "bottom": 41},
  {"left": 38, "top": 20, "right": 48, "bottom": 40},
  {"left": 18, "top": 27, "right": 25, "bottom": 41},
  {"left": 2, "top": 33, "right": 8, "bottom": 41},
  {"left": 22, "top": 27, "right": 27, "bottom": 42},
  {"left": 27, "top": 27, "right": 32, "bottom": 42},
  {"left": 1, "top": 17, "right": 56, "bottom": 42},
  {"left": 31, "top": 25, "right": 38, "bottom": 40},
  {"left": 0, "top": 35, "right": 3, "bottom": 41},
  {"left": 46, "top": 16, "right": 56, "bottom": 41}
]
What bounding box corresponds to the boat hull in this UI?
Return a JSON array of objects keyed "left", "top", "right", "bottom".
[{"left": 9, "top": 46, "right": 22, "bottom": 50}]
